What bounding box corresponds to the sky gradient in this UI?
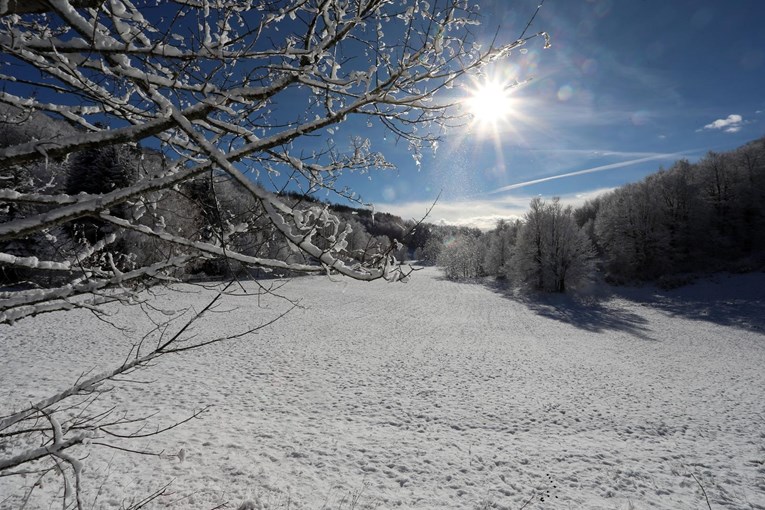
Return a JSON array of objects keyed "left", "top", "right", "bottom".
[{"left": 338, "top": 0, "right": 765, "bottom": 229}]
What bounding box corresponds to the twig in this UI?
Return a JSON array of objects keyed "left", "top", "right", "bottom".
[
  {"left": 691, "top": 472, "right": 713, "bottom": 510},
  {"left": 125, "top": 480, "right": 174, "bottom": 510}
]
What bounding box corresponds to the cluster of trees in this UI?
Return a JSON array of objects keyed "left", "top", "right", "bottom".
[
  {"left": 431, "top": 137, "right": 765, "bottom": 291},
  {"left": 432, "top": 199, "right": 595, "bottom": 292},
  {"left": 583, "top": 139, "right": 765, "bottom": 284}
]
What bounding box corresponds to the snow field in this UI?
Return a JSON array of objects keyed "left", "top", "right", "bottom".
[{"left": 1, "top": 267, "right": 764, "bottom": 509}]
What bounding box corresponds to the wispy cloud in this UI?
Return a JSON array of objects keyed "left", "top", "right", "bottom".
[
  {"left": 701, "top": 114, "right": 744, "bottom": 133},
  {"left": 377, "top": 188, "right": 614, "bottom": 231},
  {"left": 487, "top": 152, "right": 688, "bottom": 194},
  {"left": 377, "top": 197, "right": 527, "bottom": 231}
]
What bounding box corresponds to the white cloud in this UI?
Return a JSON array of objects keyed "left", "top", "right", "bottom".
[
  {"left": 702, "top": 114, "right": 744, "bottom": 132},
  {"left": 376, "top": 198, "right": 526, "bottom": 231},
  {"left": 377, "top": 188, "right": 614, "bottom": 231}
]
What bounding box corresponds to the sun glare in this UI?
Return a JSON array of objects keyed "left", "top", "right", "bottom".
[{"left": 467, "top": 80, "right": 514, "bottom": 126}]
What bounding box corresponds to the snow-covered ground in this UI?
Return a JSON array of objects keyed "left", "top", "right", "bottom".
[{"left": 1, "top": 267, "right": 764, "bottom": 509}]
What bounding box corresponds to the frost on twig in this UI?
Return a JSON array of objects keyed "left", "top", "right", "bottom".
[
  {"left": 0, "top": 0, "right": 547, "bottom": 291},
  {"left": 0, "top": 279, "right": 290, "bottom": 507}
]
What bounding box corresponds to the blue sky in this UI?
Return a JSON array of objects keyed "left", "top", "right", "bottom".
[
  {"left": 332, "top": 0, "right": 765, "bottom": 229},
  {"left": 7, "top": 1, "right": 762, "bottom": 230}
]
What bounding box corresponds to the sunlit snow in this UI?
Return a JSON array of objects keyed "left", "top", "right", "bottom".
[{"left": 1, "top": 268, "right": 764, "bottom": 509}]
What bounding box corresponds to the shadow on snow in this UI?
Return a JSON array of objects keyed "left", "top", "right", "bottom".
[
  {"left": 436, "top": 269, "right": 765, "bottom": 338},
  {"left": 608, "top": 273, "right": 765, "bottom": 334},
  {"left": 433, "top": 273, "right": 655, "bottom": 340},
  {"left": 488, "top": 280, "right": 656, "bottom": 341}
]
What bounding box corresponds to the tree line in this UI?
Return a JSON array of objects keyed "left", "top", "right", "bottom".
[
  {"left": 433, "top": 136, "right": 765, "bottom": 291},
  {"left": 4, "top": 103, "right": 763, "bottom": 295}
]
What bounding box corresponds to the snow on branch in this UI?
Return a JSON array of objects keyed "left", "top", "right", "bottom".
[
  {"left": 0, "top": 1, "right": 550, "bottom": 504},
  {"left": 0, "top": 0, "right": 550, "bottom": 365}
]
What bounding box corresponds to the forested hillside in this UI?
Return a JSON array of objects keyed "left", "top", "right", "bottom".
[
  {"left": 0, "top": 105, "right": 418, "bottom": 286},
  {"left": 435, "top": 137, "right": 765, "bottom": 290},
  {"left": 583, "top": 140, "right": 765, "bottom": 283}
]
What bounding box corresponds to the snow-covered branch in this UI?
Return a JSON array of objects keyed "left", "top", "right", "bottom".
[{"left": 1, "top": 1, "right": 549, "bottom": 505}]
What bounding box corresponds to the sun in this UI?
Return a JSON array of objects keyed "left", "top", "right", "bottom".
[{"left": 466, "top": 80, "right": 515, "bottom": 126}]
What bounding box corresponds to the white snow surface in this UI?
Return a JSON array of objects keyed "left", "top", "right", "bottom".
[{"left": 1, "top": 267, "right": 764, "bottom": 509}]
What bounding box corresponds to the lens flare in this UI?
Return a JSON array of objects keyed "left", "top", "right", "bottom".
[{"left": 466, "top": 80, "right": 515, "bottom": 125}]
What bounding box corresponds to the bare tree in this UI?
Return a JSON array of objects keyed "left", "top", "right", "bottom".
[{"left": 0, "top": 0, "right": 550, "bottom": 507}]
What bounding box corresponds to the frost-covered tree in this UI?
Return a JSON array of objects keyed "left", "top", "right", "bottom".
[
  {"left": 66, "top": 146, "right": 141, "bottom": 258},
  {"left": 512, "top": 197, "right": 594, "bottom": 292},
  {"left": 513, "top": 197, "right": 546, "bottom": 289},
  {"left": 733, "top": 139, "right": 765, "bottom": 253},
  {"left": 0, "top": 1, "right": 550, "bottom": 506},
  {"left": 438, "top": 232, "right": 481, "bottom": 279},
  {"left": 542, "top": 198, "right": 595, "bottom": 292},
  {"left": 594, "top": 182, "right": 670, "bottom": 281},
  {"left": 482, "top": 218, "right": 519, "bottom": 277},
  {"left": 581, "top": 137, "right": 765, "bottom": 283},
  {"left": 416, "top": 234, "right": 445, "bottom": 265}
]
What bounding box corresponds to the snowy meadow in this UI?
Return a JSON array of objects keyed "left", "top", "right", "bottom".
[
  {"left": 3, "top": 1, "right": 765, "bottom": 508},
  {"left": 2, "top": 267, "right": 764, "bottom": 509}
]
